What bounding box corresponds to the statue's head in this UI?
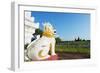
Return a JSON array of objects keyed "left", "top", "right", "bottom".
[{"left": 43, "top": 22, "right": 56, "bottom": 37}]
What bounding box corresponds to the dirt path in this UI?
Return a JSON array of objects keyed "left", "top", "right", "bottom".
[{"left": 57, "top": 52, "right": 90, "bottom": 60}]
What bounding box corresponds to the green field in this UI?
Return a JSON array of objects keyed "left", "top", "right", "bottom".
[
  {"left": 55, "top": 41, "right": 90, "bottom": 59},
  {"left": 56, "top": 46, "right": 90, "bottom": 54},
  {"left": 55, "top": 41, "right": 90, "bottom": 54}
]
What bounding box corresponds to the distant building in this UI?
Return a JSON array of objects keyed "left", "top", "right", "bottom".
[{"left": 25, "top": 11, "right": 39, "bottom": 44}]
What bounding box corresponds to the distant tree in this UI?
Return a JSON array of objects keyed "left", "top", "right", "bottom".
[
  {"left": 83, "top": 39, "right": 86, "bottom": 41},
  {"left": 56, "top": 37, "right": 62, "bottom": 43},
  {"left": 33, "top": 29, "right": 43, "bottom": 37},
  {"left": 75, "top": 38, "right": 77, "bottom": 41},
  {"left": 77, "top": 37, "right": 81, "bottom": 41},
  {"left": 75, "top": 37, "right": 81, "bottom": 41}
]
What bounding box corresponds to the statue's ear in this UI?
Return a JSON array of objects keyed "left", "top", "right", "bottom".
[
  {"left": 43, "top": 23, "right": 46, "bottom": 31},
  {"left": 43, "top": 22, "right": 50, "bottom": 31},
  {"left": 44, "top": 25, "right": 49, "bottom": 31},
  {"left": 44, "top": 25, "right": 46, "bottom": 31}
]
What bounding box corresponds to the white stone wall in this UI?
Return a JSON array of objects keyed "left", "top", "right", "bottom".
[{"left": 25, "top": 11, "right": 39, "bottom": 44}]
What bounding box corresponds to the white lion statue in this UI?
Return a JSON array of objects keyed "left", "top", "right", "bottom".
[{"left": 27, "top": 22, "right": 57, "bottom": 61}]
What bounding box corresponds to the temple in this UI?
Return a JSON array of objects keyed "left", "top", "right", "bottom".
[{"left": 25, "top": 11, "right": 39, "bottom": 44}]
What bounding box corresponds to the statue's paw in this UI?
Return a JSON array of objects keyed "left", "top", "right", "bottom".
[
  {"left": 51, "top": 53, "right": 56, "bottom": 56},
  {"left": 47, "top": 54, "right": 58, "bottom": 60}
]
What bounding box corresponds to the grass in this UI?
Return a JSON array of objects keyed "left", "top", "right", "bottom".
[{"left": 55, "top": 45, "right": 90, "bottom": 54}]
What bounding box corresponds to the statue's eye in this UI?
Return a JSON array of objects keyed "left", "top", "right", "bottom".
[{"left": 54, "top": 31, "right": 56, "bottom": 33}]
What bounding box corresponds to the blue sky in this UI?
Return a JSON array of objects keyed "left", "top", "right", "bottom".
[{"left": 31, "top": 11, "right": 90, "bottom": 41}]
